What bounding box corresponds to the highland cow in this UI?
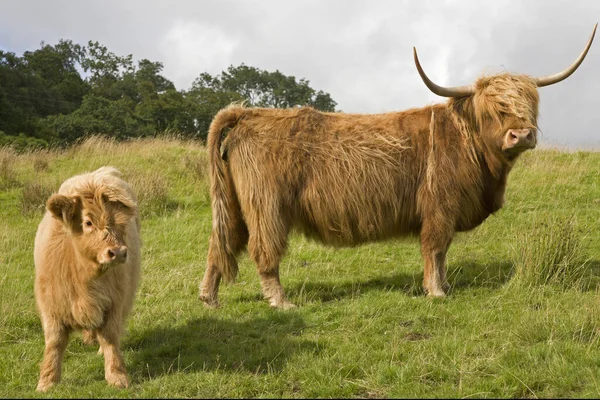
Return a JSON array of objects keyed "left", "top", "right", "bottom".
[
  {"left": 200, "top": 25, "right": 596, "bottom": 309},
  {"left": 34, "top": 166, "right": 141, "bottom": 391}
]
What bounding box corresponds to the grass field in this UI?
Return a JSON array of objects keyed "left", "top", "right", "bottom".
[{"left": 1, "top": 136, "right": 599, "bottom": 398}]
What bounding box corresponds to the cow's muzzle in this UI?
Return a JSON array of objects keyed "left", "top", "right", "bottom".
[{"left": 503, "top": 128, "right": 536, "bottom": 151}]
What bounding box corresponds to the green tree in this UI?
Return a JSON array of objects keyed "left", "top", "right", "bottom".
[
  {"left": 0, "top": 40, "right": 89, "bottom": 143},
  {"left": 134, "top": 59, "right": 192, "bottom": 135},
  {"left": 45, "top": 94, "right": 139, "bottom": 142},
  {"left": 1, "top": 39, "right": 338, "bottom": 145},
  {"left": 22, "top": 40, "right": 88, "bottom": 113},
  {"left": 186, "top": 64, "right": 337, "bottom": 139},
  {"left": 185, "top": 72, "right": 244, "bottom": 139},
  {"left": 217, "top": 63, "right": 337, "bottom": 111},
  {"left": 81, "top": 41, "right": 134, "bottom": 100},
  {"left": 45, "top": 50, "right": 195, "bottom": 142}
]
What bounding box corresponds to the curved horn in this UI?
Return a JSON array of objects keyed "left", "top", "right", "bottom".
[
  {"left": 413, "top": 47, "right": 475, "bottom": 98},
  {"left": 535, "top": 23, "right": 597, "bottom": 87}
]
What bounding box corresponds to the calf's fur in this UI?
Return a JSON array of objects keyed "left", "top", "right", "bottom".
[{"left": 34, "top": 166, "right": 141, "bottom": 391}]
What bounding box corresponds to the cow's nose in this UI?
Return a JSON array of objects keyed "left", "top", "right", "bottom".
[
  {"left": 508, "top": 129, "right": 532, "bottom": 143},
  {"left": 505, "top": 129, "right": 534, "bottom": 149}
]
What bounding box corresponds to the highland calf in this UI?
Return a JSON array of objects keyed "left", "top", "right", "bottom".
[
  {"left": 200, "top": 25, "right": 596, "bottom": 309},
  {"left": 34, "top": 166, "right": 141, "bottom": 391}
]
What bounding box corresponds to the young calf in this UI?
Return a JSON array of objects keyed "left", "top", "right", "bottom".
[{"left": 34, "top": 166, "right": 141, "bottom": 391}]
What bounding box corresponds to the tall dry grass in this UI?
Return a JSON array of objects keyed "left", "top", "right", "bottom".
[
  {"left": 5, "top": 135, "right": 210, "bottom": 219},
  {"left": 127, "top": 169, "right": 170, "bottom": 217},
  {"left": 32, "top": 153, "right": 51, "bottom": 173},
  {"left": 69, "top": 135, "right": 209, "bottom": 216},
  {"left": 510, "top": 215, "right": 590, "bottom": 290},
  {"left": 183, "top": 152, "right": 209, "bottom": 183},
  {"left": 0, "top": 148, "right": 19, "bottom": 189},
  {"left": 20, "top": 181, "right": 55, "bottom": 216}
]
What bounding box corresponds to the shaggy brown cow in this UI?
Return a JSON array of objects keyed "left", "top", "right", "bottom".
[
  {"left": 34, "top": 166, "right": 141, "bottom": 391},
  {"left": 200, "top": 25, "right": 596, "bottom": 309}
]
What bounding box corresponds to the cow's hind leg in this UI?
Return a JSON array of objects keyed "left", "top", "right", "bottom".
[
  {"left": 247, "top": 208, "right": 295, "bottom": 309},
  {"left": 420, "top": 220, "right": 453, "bottom": 297},
  {"left": 199, "top": 259, "right": 222, "bottom": 308},
  {"left": 259, "top": 269, "right": 296, "bottom": 310}
]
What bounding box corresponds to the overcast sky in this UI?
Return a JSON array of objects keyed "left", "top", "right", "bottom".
[{"left": 1, "top": 0, "right": 599, "bottom": 149}]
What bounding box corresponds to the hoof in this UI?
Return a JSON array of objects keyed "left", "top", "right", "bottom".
[
  {"left": 270, "top": 300, "right": 297, "bottom": 310},
  {"left": 106, "top": 372, "right": 129, "bottom": 389},
  {"left": 426, "top": 289, "right": 446, "bottom": 298},
  {"left": 36, "top": 380, "right": 56, "bottom": 392},
  {"left": 199, "top": 294, "right": 220, "bottom": 309}
]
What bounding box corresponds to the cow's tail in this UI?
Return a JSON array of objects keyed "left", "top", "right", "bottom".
[{"left": 207, "top": 104, "right": 246, "bottom": 282}]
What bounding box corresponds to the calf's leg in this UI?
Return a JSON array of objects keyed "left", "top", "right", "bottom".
[
  {"left": 37, "top": 320, "right": 70, "bottom": 392},
  {"left": 96, "top": 312, "right": 128, "bottom": 388}
]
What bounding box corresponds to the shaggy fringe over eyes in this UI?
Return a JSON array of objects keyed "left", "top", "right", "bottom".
[
  {"left": 68, "top": 179, "right": 137, "bottom": 228},
  {"left": 473, "top": 73, "right": 540, "bottom": 131}
]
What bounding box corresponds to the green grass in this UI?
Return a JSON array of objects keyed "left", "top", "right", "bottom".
[{"left": 1, "top": 137, "right": 599, "bottom": 398}]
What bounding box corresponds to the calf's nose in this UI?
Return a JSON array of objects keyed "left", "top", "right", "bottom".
[{"left": 106, "top": 246, "right": 128, "bottom": 263}]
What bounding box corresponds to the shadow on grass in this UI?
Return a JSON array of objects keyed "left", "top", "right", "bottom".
[
  {"left": 288, "top": 271, "right": 425, "bottom": 302},
  {"left": 125, "top": 313, "right": 319, "bottom": 382},
  {"left": 232, "top": 258, "right": 600, "bottom": 306},
  {"left": 231, "top": 271, "right": 425, "bottom": 306},
  {"left": 256, "top": 259, "right": 517, "bottom": 304},
  {"left": 447, "top": 260, "right": 514, "bottom": 294}
]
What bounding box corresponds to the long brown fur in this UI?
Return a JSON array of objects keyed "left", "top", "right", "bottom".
[
  {"left": 200, "top": 74, "right": 540, "bottom": 308},
  {"left": 34, "top": 166, "right": 141, "bottom": 391}
]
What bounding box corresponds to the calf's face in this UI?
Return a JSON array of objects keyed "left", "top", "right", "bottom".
[{"left": 47, "top": 192, "right": 135, "bottom": 273}]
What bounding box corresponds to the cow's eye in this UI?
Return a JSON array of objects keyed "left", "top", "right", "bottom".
[{"left": 85, "top": 220, "right": 93, "bottom": 227}]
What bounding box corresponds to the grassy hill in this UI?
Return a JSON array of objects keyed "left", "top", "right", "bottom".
[{"left": 1, "top": 137, "right": 599, "bottom": 398}]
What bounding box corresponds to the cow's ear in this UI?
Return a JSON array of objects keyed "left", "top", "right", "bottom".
[{"left": 47, "top": 194, "right": 82, "bottom": 229}]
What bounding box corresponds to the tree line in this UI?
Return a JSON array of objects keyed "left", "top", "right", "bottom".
[{"left": 0, "top": 39, "right": 337, "bottom": 150}]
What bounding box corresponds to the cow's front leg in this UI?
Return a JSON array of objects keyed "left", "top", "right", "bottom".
[{"left": 420, "top": 220, "right": 453, "bottom": 297}]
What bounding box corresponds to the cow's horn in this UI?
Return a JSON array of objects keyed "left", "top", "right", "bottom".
[
  {"left": 413, "top": 47, "right": 475, "bottom": 98},
  {"left": 535, "top": 23, "right": 597, "bottom": 87}
]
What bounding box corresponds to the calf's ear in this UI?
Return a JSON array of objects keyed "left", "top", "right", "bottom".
[{"left": 47, "top": 194, "right": 82, "bottom": 230}]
